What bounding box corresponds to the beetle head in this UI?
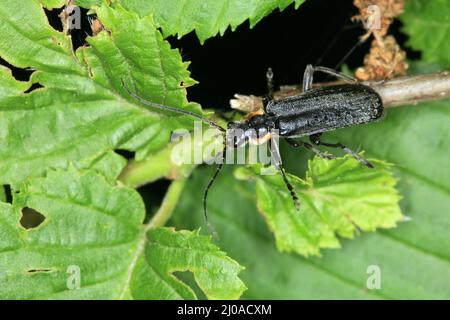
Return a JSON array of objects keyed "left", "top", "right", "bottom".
[{"left": 226, "top": 121, "right": 249, "bottom": 148}]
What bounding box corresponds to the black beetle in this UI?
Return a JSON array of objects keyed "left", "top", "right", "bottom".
[{"left": 122, "top": 64, "right": 384, "bottom": 219}]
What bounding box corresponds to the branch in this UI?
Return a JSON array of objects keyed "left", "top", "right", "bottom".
[
  {"left": 230, "top": 71, "right": 450, "bottom": 112},
  {"left": 368, "top": 71, "right": 450, "bottom": 107}
]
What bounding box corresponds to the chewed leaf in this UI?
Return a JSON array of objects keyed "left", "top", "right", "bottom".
[
  {"left": 132, "top": 228, "right": 246, "bottom": 300},
  {"left": 117, "top": 0, "right": 305, "bottom": 43},
  {"left": 235, "top": 155, "right": 403, "bottom": 256},
  {"left": 0, "top": 168, "right": 245, "bottom": 299},
  {"left": 0, "top": 2, "right": 201, "bottom": 188}
]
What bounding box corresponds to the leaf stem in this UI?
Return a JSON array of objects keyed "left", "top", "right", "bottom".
[
  {"left": 118, "top": 145, "right": 195, "bottom": 188},
  {"left": 119, "top": 126, "right": 222, "bottom": 189},
  {"left": 146, "top": 177, "right": 187, "bottom": 230}
]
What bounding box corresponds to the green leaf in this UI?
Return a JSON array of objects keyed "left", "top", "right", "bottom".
[
  {"left": 0, "top": 168, "right": 245, "bottom": 299},
  {"left": 401, "top": 0, "right": 450, "bottom": 68},
  {"left": 118, "top": 0, "right": 305, "bottom": 43},
  {"left": 73, "top": 1, "right": 305, "bottom": 43},
  {"left": 84, "top": 151, "right": 127, "bottom": 182},
  {"left": 332, "top": 100, "right": 450, "bottom": 261},
  {"left": 39, "top": 0, "right": 66, "bottom": 8},
  {"left": 172, "top": 96, "right": 450, "bottom": 298},
  {"left": 0, "top": 187, "right": 6, "bottom": 203},
  {"left": 234, "top": 156, "right": 403, "bottom": 257},
  {"left": 0, "top": 0, "right": 78, "bottom": 73},
  {"left": 0, "top": 1, "right": 200, "bottom": 188},
  {"left": 75, "top": 0, "right": 100, "bottom": 8},
  {"left": 132, "top": 228, "right": 246, "bottom": 299}
]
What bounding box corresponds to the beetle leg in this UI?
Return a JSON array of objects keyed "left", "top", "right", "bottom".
[
  {"left": 302, "top": 64, "right": 357, "bottom": 92},
  {"left": 302, "top": 64, "right": 314, "bottom": 92},
  {"left": 284, "top": 137, "right": 301, "bottom": 148},
  {"left": 266, "top": 67, "right": 275, "bottom": 101},
  {"left": 262, "top": 96, "right": 270, "bottom": 111},
  {"left": 309, "top": 133, "right": 322, "bottom": 145},
  {"left": 309, "top": 135, "right": 374, "bottom": 168},
  {"left": 285, "top": 138, "right": 335, "bottom": 160},
  {"left": 270, "top": 137, "right": 300, "bottom": 211},
  {"left": 303, "top": 142, "right": 336, "bottom": 160}
]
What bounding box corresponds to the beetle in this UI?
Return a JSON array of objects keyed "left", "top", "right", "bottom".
[{"left": 122, "top": 64, "right": 384, "bottom": 220}]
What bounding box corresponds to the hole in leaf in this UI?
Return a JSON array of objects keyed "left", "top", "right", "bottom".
[
  {"left": 44, "top": 5, "right": 93, "bottom": 50},
  {"left": 2, "top": 185, "right": 13, "bottom": 204},
  {"left": 20, "top": 207, "right": 46, "bottom": 229},
  {"left": 173, "top": 271, "right": 206, "bottom": 299},
  {"left": 115, "top": 149, "right": 135, "bottom": 160},
  {"left": 89, "top": 15, "right": 103, "bottom": 36},
  {"left": 69, "top": 7, "right": 93, "bottom": 50},
  {"left": 24, "top": 83, "right": 44, "bottom": 94},
  {"left": 26, "top": 268, "right": 53, "bottom": 273},
  {"left": 137, "top": 179, "right": 170, "bottom": 223},
  {"left": 0, "top": 57, "right": 34, "bottom": 82},
  {"left": 44, "top": 7, "right": 64, "bottom": 32}
]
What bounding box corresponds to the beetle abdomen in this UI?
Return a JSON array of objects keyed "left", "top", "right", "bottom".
[{"left": 267, "top": 84, "right": 383, "bottom": 137}]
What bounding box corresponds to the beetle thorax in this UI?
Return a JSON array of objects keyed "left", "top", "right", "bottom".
[{"left": 226, "top": 115, "right": 275, "bottom": 147}]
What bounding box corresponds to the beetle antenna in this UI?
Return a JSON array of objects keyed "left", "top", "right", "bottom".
[
  {"left": 315, "top": 22, "right": 361, "bottom": 67},
  {"left": 202, "top": 142, "right": 227, "bottom": 238},
  {"left": 332, "top": 38, "right": 365, "bottom": 71},
  {"left": 279, "top": 165, "right": 300, "bottom": 211},
  {"left": 121, "top": 80, "right": 226, "bottom": 133}
]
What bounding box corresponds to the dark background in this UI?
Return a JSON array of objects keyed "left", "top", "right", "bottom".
[{"left": 173, "top": 0, "right": 368, "bottom": 107}]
